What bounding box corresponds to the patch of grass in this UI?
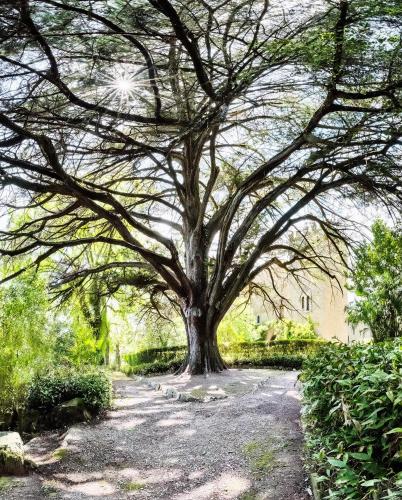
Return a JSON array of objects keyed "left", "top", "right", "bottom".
[
  {"left": 52, "top": 448, "right": 68, "bottom": 460},
  {"left": 0, "top": 477, "right": 13, "bottom": 491},
  {"left": 190, "top": 388, "right": 208, "bottom": 399},
  {"left": 242, "top": 439, "right": 279, "bottom": 476},
  {"left": 122, "top": 481, "right": 145, "bottom": 491},
  {"left": 41, "top": 480, "right": 59, "bottom": 496},
  {"left": 239, "top": 489, "right": 259, "bottom": 500}
]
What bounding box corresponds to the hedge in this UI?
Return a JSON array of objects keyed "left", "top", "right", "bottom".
[
  {"left": 27, "top": 367, "right": 112, "bottom": 413},
  {"left": 125, "top": 339, "right": 325, "bottom": 366},
  {"left": 123, "top": 339, "right": 326, "bottom": 375},
  {"left": 123, "top": 355, "right": 305, "bottom": 376},
  {"left": 301, "top": 341, "right": 402, "bottom": 499},
  {"left": 125, "top": 345, "right": 186, "bottom": 365}
]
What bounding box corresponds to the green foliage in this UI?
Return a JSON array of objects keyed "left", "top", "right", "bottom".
[
  {"left": 348, "top": 220, "right": 402, "bottom": 342},
  {"left": 53, "top": 307, "right": 101, "bottom": 367},
  {"left": 123, "top": 355, "right": 305, "bottom": 376},
  {"left": 301, "top": 341, "right": 402, "bottom": 499},
  {"left": 124, "top": 339, "right": 325, "bottom": 375},
  {"left": 27, "top": 367, "right": 112, "bottom": 413},
  {"left": 125, "top": 345, "right": 186, "bottom": 365},
  {"left": 257, "top": 316, "right": 318, "bottom": 341},
  {"left": 135, "top": 315, "right": 185, "bottom": 351},
  {"left": 0, "top": 270, "right": 54, "bottom": 412},
  {"left": 124, "top": 359, "right": 182, "bottom": 376},
  {"left": 217, "top": 305, "right": 257, "bottom": 345},
  {"left": 231, "top": 355, "right": 304, "bottom": 370}
]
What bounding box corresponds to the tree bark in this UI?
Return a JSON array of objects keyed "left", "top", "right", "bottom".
[{"left": 178, "top": 307, "right": 226, "bottom": 375}]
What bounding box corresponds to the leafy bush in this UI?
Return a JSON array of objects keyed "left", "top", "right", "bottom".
[
  {"left": 301, "top": 341, "right": 402, "bottom": 499},
  {"left": 27, "top": 368, "right": 112, "bottom": 413},
  {"left": 276, "top": 316, "right": 318, "bottom": 340},
  {"left": 256, "top": 316, "right": 318, "bottom": 341}
]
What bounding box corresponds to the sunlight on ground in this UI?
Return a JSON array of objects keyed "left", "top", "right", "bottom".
[
  {"left": 156, "top": 418, "right": 188, "bottom": 427},
  {"left": 117, "top": 467, "right": 183, "bottom": 484},
  {"left": 285, "top": 389, "right": 302, "bottom": 400},
  {"left": 173, "top": 472, "right": 251, "bottom": 500},
  {"left": 70, "top": 480, "right": 117, "bottom": 496},
  {"left": 107, "top": 416, "right": 147, "bottom": 430}
]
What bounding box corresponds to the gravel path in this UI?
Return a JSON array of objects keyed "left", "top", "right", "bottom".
[{"left": 1, "top": 369, "right": 308, "bottom": 500}]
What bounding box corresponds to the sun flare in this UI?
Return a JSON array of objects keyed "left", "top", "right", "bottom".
[{"left": 112, "top": 78, "right": 135, "bottom": 93}]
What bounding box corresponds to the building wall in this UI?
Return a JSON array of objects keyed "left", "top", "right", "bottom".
[{"left": 250, "top": 269, "right": 367, "bottom": 343}]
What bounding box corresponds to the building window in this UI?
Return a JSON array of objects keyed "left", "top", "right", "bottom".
[{"left": 301, "top": 294, "right": 312, "bottom": 312}]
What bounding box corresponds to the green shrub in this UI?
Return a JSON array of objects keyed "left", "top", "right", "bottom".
[
  {"left": 125, "top": 345, "right": 186, "bottom": 365},
  {"left": 27, "top": 368, "right": 112, "bottom": 413},
  {"left": 222, "top": 339, "right": 324, "bottom": 361},
  {"left": 124, "top": 359, "right": 182, "bottom": 376},
  {"left": 124, "top": 339, "right": 325, "bottom": 372},
  {"left": 301, "top": 341, "right": 402, "bottom": 499},
  {"left": 256, "top": 316, "right": 318, "bottom": 341},
  {"left": 124, "top": 351, "right": 308, "bottom": 376},
  {"left": 231, "top": 355, "right": 304, "bottom": 369}
]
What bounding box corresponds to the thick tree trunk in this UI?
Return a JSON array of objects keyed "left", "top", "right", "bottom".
[
  {"left": 178, "top": 309, "right": 226, "bottom": 375},
  {"left": 180, "top": 214, "right": 227, "bottom": 374}
]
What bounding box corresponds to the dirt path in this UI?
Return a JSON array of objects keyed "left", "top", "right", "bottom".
[{"left": 1, "top": 369, "right": 308, "bottom": 500}]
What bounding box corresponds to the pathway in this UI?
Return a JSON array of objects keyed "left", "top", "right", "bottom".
[{"left": 1, "top": 369, "right": 308, "bottom": 500}]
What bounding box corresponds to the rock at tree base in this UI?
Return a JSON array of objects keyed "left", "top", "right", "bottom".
[{"left": 0, "top": 431, "right": 25, "bottom": 475}]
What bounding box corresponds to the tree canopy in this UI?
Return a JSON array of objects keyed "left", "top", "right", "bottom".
[
  {"left": 348, "top": 220, "right": 402, "bottom": 342},
  {"left": 0, "top": 0, "right": 402, "bottom": 372}
]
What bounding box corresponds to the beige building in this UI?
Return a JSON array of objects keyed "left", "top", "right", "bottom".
[{"left": 250, "top": 268, "right": 370, "bottom": 343}]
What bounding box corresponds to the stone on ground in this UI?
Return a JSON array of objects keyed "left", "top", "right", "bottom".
[
  {"left": 141, "top": 368, "right": 285, "bottom": 401},
  {"left": 0, "top": 431, "right": 25, "bottom": 475}
]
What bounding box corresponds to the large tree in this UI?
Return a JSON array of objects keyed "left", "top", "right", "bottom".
[{"left": 0, "top": 0, "right": 401, "bottom": 373}]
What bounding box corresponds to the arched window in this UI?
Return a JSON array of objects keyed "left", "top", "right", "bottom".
[{"left": 301, "top": 294, "right": 312, "bottom": 312}]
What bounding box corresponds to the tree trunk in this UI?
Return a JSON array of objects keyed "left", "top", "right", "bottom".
[
  {"left": 180, "top": 221, "right": 226, "bottom": 374},
  {"left": 178, "top": 308, "right": 226, "bottom": 375},
  {"left": 115, "top": 342, "right": 121, "bottom": 371}
]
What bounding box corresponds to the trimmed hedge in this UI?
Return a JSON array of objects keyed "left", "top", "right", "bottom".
[
  {"left": 27, "top": 367, "right": 112, "bottom": 413},
  {"left": 301, "top": 341, "right": 402, "bottom": 499},
  {"left": 124, "top": 339, "right": 326, "bottom": 374},
  {"left": 123, "top": 355, "right": 304, "bottom": 376},
  {"left": 123, "top": 339, "right": 327, "bottom": 375},
  {"left": 125, "top": 345, "right": 186, "bottom": 365},
  {"left": 231, "top": 355, "right": 304, "bottom": 369},
  {"left": 125, "top": 359, "right": 183, "bottom": 376}
]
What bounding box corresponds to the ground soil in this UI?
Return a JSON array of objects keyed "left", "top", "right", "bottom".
[{"left": 0, "top": 369, "right": 309, "bottom": 500}]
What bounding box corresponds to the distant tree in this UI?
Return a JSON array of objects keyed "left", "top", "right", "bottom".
[
  {"left": 348, "top": 220, "right": 402, "bottom": 342},
  {"left": 0, "top": 0, "right": 402, "bottom": 373},
  {"left": 0, "top": 269, "right": 52, "bottom": 413}
]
